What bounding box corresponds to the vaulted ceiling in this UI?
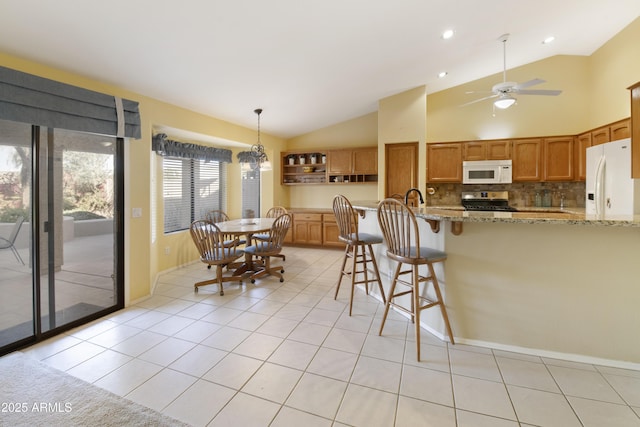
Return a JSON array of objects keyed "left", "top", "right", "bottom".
[{"left": 1, "top": 1, "right": 639, "bottom": 138}]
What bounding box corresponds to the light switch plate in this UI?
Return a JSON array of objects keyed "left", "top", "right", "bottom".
[{"left": 132, "top": 207, "right": 142, "bottom": 218}]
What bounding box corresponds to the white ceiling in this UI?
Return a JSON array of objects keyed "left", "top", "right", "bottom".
[{"left": 1, "top": 1, "right": 639, "bottom": 139}]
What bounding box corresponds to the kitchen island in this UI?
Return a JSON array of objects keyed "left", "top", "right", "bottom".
[{"left": 352, "top": 202, "right": 640, "bottom": 368}]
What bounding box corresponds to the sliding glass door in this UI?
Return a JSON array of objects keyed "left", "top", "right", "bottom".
[
  {"left": 0, "top": 120, "right": 123, "bottom": 352},
  {"left": 0, "top": 121, "right": 33, "bottom": 347}
]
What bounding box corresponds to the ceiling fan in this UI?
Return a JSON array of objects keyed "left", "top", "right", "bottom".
[{"left": 464, "top": 34, "right": 562, "bottom": 110}]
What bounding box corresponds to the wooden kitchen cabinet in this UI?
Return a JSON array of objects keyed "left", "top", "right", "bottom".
[
  {"left": 327, "top": 147, "right": 378, "bottom": 183},
  {"left": 591, "top": 126, "right": 610, "bottom": 146},
  {"left": 463, "top": 140, "right": 511, "bottom": 160},
  {"left": 575, "top": 132, "right": 592, "bottom": 181},
  {"left": 610, "top": 118, "right": 631, "bottom": 141},
  {"left": 512, "top": 138, "right": 543, "bottom": 181},
  {"left": 292, "top": 213, "right": 323, "bottom": 245},
  {"left": 327, "top": 150, "right": 352, "bottom": 174},
  {"left": 591, "top": 119, "right": 630, "bottom": 146},
  {"left": 352, "top": 147, "right": 378, "bottom": 174},
  {"left": 630, "top": 82, "right": 640, "bottom": 178},
  {"left": 322, "top": 214, "right": 342, "bottom": 248},
  {"left": 543, "top": 137, "right": 574, "bottom": 181},
  {"left": 427, "top": 143, "right": 462, "bottom": 182},
  {"left": 463, "top": 141, "right": 485, "bottom": 161},
  {"left": 328, "top": 147, "right": 378, "bottom": 174}
]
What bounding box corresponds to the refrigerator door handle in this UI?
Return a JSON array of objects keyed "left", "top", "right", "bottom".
[{"left": 594, "top": 155, "right": 605, "bottom": 216}]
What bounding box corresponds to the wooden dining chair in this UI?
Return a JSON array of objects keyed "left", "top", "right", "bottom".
[
  {"left": 252, "top": 206, "right": 288, "bottom": 261},
  {"left": 377, "top": 198, "right": 454, "bottom": 361},
  {"left": 204, "top": 209, "right": 230, "bottom": 223},
  {"left": 333, "top": 195, "right": 386, "bottom": 315},
  {"left": 244, "top": 213, "right": 291, "bottom": 283},
  {"left": 204, "top": 209, "right": 245, "bottom": 249},
  {"left": 189, "top": 220, "right": 244, "bottom": 295}
]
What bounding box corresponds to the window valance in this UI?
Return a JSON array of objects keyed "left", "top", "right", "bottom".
[
  {"left": 236, "top": 151, "right": 257, "bottom": 164},
  {"left": 152, "top": 133, "right": 232, "bottom": 163},
  {"left": 0, "top": 65, "right": 141, "bottom": 138}
]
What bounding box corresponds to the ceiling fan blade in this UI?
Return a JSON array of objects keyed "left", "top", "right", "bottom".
[
  {"left": 514, "top": 78, "right": 545, "bottom": 90},
  {"left": 460, "top": 94, "right": 498, "bottom": 107},
  {"left": 465, "top": 90, "right": 494, "bottom": 95},
  {"left": 516, "top": 89, "right": 562, "bottom": 96}
]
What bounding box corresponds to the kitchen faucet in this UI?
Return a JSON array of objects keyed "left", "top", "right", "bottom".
[{"left": 404, "top": 188, "right": 424, "bottom": 206}]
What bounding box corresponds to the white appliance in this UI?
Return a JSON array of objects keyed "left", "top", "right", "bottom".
[
  {"left": 462, "top": 160, "right": 512, "bottom": 184},
  {"left": 586, "top": 138, "right": 640, "bottom": 217}
]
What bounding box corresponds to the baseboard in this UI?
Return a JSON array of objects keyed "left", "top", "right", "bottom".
[{"left": 359, "top": 283, "right": 640, "bottom": 371}]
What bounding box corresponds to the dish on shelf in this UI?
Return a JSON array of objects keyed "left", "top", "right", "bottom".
[{"left": 303, "top": 166, "right": 315, "bottom": 173}]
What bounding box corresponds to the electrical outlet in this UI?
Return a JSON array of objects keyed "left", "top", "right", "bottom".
[{"left": 164, "top": 246, "right": 170, "bottom": 255}]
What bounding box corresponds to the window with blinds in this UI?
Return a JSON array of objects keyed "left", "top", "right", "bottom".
[
  {"left": 163, "top": 157, "right": 226, "bottom": 233},
  {"left": 241, "top": 167, "right": 260, "bottom": 218}
]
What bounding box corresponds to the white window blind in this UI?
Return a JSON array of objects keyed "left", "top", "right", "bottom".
[
  {"left": 241, "top": 167, "right": 260, "bottom": 218},
  {"left": 163, "top": 157, "right": 226, "bottom": 233}
]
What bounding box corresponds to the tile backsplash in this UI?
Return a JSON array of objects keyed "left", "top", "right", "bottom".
[{"left": 426, "top": 182, "right": 586, "bottom": 208}]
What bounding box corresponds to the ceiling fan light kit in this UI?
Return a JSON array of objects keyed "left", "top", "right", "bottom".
[
  {"left": 494, "top": 94, "right": 516, "bottom": 109},
  {"left": 463, "top": 33, "right": 562, "bottom": 110}
]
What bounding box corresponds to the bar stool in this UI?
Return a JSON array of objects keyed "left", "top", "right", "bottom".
[
  {"left": 333, "top": 194, "right": 386, "bottom": 316},
  {"left": 377, "top": 198, "right": 454, "bottom": 361}
]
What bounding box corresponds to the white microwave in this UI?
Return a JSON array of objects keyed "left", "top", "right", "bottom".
[{"left": 463, "top": 160, "right": 513, "bottom": 184}]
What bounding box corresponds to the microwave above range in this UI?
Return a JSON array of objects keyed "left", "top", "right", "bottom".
[{"left": 462, "top": 160, "right": 512, "bottom": 184}]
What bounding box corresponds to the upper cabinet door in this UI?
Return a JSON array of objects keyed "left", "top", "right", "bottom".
[
  {"left": 427, "top": 143, "right": 462, "bottom": 182},
  {"left": 327, "top": 150, "right": 352, "bottom": 174},
  {"left": 463, "top": 141, "right": 486, "bottom": 161},
  {"left": 352, "top": 147, "right": 377, "bottom": 174},
  {"left": 463, "top": 140, "right": 510, "bottom": 160},
  {"left": 544, "top": 137, "right": 574, "bottom": 181},
  {"left": 610, "top": 118, "right": 631, "bottom": 141},
  {"left": 486, "top": 140, "right": 511, "bottom": 160},
  {"left": 512, "top": 139, "right": 542, "bottom": 181},
  {"left": 591, "top": 126, "right": 610, "bottom": 146},
  {"left": 575, "top": 132, "right": 592, "bottom": 181}
]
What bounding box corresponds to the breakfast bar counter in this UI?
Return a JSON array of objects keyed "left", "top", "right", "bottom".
[
  {"left": 351, "top": 201, "right": 640, "bottom": 368},
  {"left": 351, "top": 202, "right": 640, "bottom": 228}
]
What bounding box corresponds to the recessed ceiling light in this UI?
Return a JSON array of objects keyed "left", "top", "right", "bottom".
[
  {"left": 542, "top": 36, "right": 555, "bottom": 44},
  {"left": 442, "top": 29, "right": 454, "bottom": 40},
  {"left": 438, "top": 71, "right": 448, "bottom": 78}
]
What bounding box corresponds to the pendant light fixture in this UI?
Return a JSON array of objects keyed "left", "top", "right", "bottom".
[{"left": 250, "top": 108, "right": 271, "bottom": 171}]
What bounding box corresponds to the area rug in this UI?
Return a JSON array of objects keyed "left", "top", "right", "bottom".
[{"left": 0, "top": 352, "right": 189, "bottom": 426}]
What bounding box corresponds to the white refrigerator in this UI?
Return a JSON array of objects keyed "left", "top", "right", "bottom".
[{"left": 585, "top": 138, "right": 640, "bottom": 218}]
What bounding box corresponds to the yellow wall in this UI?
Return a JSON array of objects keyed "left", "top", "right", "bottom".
[
  {"left": 378, "top": 86, "right": 427, "bottom": 200},
  {"left": 426, "top": 17, "right": 640, "bottom": 142},
  {"left": 285, "top": 112, "right": 379, "bottom": 207},
  {"left": 426, "top": 55, "right": 591, "bottom": 142},
  {"left": 588, "top": 17, "right": 640, "bottom": 127},
  {"left": 0, "top": 51, "right": 286, "bottom": 302}
]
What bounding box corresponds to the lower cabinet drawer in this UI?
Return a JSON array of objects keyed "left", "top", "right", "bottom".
[{"left": 294, "top": 213, "right": 323, "bottom": 222}]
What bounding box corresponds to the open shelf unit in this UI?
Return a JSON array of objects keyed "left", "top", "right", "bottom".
[{"left": 281, "top": 148, "right": 378, "bottom": 185}]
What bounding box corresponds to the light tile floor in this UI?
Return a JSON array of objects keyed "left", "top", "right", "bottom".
[{"left": 18, "top": 246, "right": 640, "bottom": 426}]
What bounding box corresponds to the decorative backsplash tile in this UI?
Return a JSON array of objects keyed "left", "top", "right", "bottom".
[{"left": 426, "top": 182, "right": 586, "bottom": 208}]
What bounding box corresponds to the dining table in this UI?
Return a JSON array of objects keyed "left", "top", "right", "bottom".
[{"left": 215, "top": 217, "right": 276, "bottom": 274}]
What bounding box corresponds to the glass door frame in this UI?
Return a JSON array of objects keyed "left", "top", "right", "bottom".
[{"left": 0, "top": 124, "right": 124, "bottom": 355}]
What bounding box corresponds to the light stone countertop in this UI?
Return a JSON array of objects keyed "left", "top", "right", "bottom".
[{"left": 351, "top": 201, "right": 640, "bottom": 228}]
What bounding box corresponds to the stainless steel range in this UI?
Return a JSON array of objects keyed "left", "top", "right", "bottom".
[{"left": 461, "top": 191, "right": 517, "bottom": 212}]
